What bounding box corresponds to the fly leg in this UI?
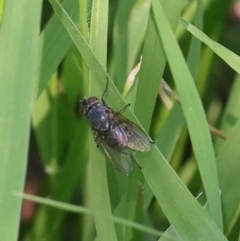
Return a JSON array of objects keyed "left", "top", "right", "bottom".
[
  {"left": 101, "top": 77, "right": 109, "bottom": 106},
  {"left": 92, "top": 129, "right": 101, "bottom": 147},
  {"left": 117, "top": 103, "right": 131, "bottom": 114},
  {"left": 101, "top": 76, "right": 131, "bottom": 115}
]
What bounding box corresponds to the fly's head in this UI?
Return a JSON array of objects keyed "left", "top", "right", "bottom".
[{"left": 80, "top": 96, "right": 99, "bottom": 115}]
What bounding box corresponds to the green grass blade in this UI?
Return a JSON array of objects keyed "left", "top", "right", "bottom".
[
  {"left": 0, "top": 0, "right": 42, "bottom": 239},
  {"left": 180, "top": 18, "right": 240, "bottom": 75},
  {"left": 135, "top": 0, "right": 183, "bottom": 129},
  {"left": 36, "top": 0, "right": 78, "bottom": 97},
  {"left": 89, "top": 138, "right": 118, "bottom": 241},
  {"left": 151, "top": 0, "right": 223, "bottom": 230},
  {"left": 0, "top": 0, "right": 4, "bottom": 21},
  {"left": 112, "top": 168, "right": 142, "bottom": 240},
  {"left": 155, "top": 103, "right": 184, "bottom": 160},
  {"left": 217, "top": 118, "right": 240, "bottom": 235},
  {"left": 136, "top": 144, "right": 227, "bottom": 240},
  {"left": 88, "top": 0, "right": 118, "bottom": 240},
  {"left": 79, "top": 0, "right": 89, "bottom": 92},
  {"left": 158, "top": 3, "right": 204, "bottom": 239},
  {"left": 215, "top": 75, "right": 240, "bottom": 151},
  {"left": 14, "top": 192, "right": 164, "bottom": 239},
  {"left": 156, "top": 0, "right": 203, "bottom": 204},
  {"left": 48, "top": 0, "right": 108, "bottom": 98},
  {"left": 186, "top": 0, "right": 203, "bottom": 78},
  {"left": 110, "top": 0, "right": 136, "bottom": 91},
  {"left": 216, "top": 75, "right": 240, "bottom": 235},
  {"left": 127, "top": 0, "right": 151, "bottom": 71}
]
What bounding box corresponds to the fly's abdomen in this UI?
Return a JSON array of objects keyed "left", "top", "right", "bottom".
[{"left": 103, "top": 122, "right": 129, "bottom": 150}]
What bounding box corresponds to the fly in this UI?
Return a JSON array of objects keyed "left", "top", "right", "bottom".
[{"left": 80, "top": 79, "right": 152, "bottom": 174}]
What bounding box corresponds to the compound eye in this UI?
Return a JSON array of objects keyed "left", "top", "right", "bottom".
[
  {"left": 80, "top": 96, "right": 99, "bottom": 115},
  {"left": 88, "top": 96, "right": 98, "bottom": 104}
]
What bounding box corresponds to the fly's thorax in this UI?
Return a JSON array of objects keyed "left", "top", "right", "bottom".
[{"left": 82, "top": 100, "right": 110, "bottom": 131}]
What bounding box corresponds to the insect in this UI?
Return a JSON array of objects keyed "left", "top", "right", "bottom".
[{"left": 80, "top": 79, "right": 152, "bottom": 174}]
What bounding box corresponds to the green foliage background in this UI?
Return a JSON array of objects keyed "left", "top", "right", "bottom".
[{"left": 0, "top": 0, "right": 239, "bottom": 240}]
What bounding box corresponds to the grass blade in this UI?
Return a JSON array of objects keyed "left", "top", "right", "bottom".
[
  {"left": 151, "top": 0, "right": 223, "bottom": 230},
  {"left": 14, "top": 192, "right": 164, "bottom": 239},
  {"left": 217, "top": 118, "right": 240, "bottom": 235},
  {"left": 135, "top": 0, "right": 182, "bottom": 130},
  {"left": 0, "top": 0, "right": 42, "bottom": 239},
  {"left": 180, "top": 18, "right": 240, "bottom": 75},
  {"left": 36, "top": 0, "right": 79, "bottom": 97},
  {"left": 88, "top": 0, "right": 118, "bottom": 240}
]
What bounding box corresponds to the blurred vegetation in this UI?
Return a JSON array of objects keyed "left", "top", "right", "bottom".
[{"left": 0, "top": 0, "right": 240, "bottom": 240}]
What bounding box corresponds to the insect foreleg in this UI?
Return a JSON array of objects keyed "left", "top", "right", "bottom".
[
  {"left": 101, "top": 78, "right": 109, "bottom": 106},
  {"left": 117, "top": 103, "right": 131, "bottom": 114}
]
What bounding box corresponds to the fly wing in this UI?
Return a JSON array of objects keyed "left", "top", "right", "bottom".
[
  {"left": 94, "top": 133, "right": 133, "bottom": 174},
  {"left": 114, "top": 115, "right": 152, "bottom": 152}
]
